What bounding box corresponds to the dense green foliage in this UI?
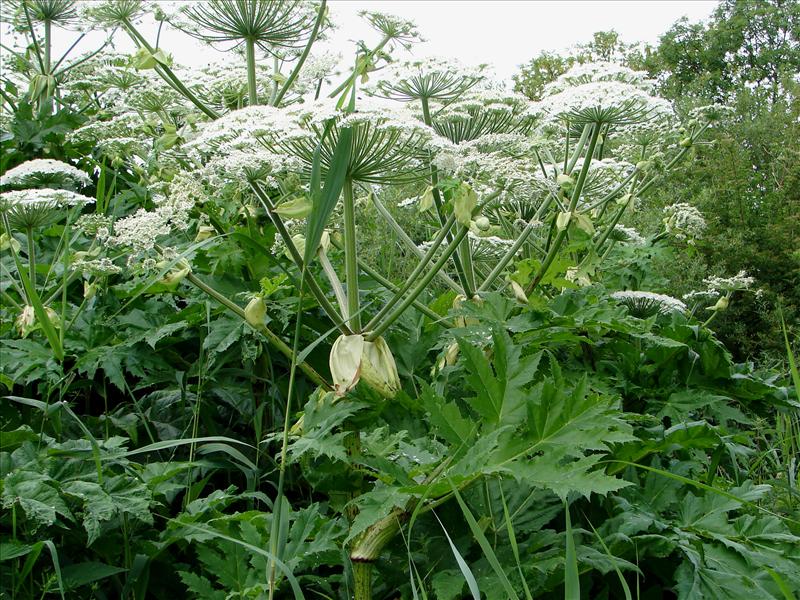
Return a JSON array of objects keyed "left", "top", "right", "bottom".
[{"left": 1, "top": 1, "right": 798, "bottom": 599}]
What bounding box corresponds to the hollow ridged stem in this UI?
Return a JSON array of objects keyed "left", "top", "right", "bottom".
[
  {"left": 250, "top": 180, "right": 351, "bottom": 334},
  {"left": 365, "top": 211, "right": 457, "bottom": 332},
  {"left": 370, "top": 194, "right": 462, "bottom": 292},
  {"left": 366, "top": 225, "right": 469, "bottom": 341},
  {"left": 420, "top": 96, "right": 472, "bottom": 295},
  {"left": 342, "top": 177, "right": 360, "bottom": 331},
  {"left": 352, "top": 563, "right": 372, "bottom": 600},
  {"left": 273, "top": 0, "right": 326, "bottom": 106},
  {"left": 527, "top": 123, "right": 602, "bottom": 293},
  {"left": 26, "top": 226, "right": 36, "bottom": 289},
  {"left": 565, "top": 124, "right": 591, "bottom": 174},
  {"left": 185, "top": 272, "right": 330, "bottom": 389},
  {"left": 246, "top": 38, "right": 258, "bottom": 106},
  {"left": 122, "top": 20, "right": 220, "bottom": 119}
]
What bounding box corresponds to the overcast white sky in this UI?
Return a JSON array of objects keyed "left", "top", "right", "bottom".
[
  {"left": 45, "top": 1, "right": 718, "bottom": 85},
  {"left": 326, "top": 1, "right": 718, "bottom": 81}
]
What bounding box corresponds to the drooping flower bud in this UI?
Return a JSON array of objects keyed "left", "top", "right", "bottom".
[
  {"left": 708, "top": 296, "right": 729, "bottom": 312},
  {"left": 194, "top": 225, "right": 215, "bottom": 242},
  {"left": 274, "top": 196, "right": 313, "bottom": 219},
  {"left": 557, "top": 173, "right": 575, "bottom": 193},
  {"left": 556, "top": 211, "right": 572, "bottom": 232},
  {"left": 244, "top": 297, "right": 267, "bottom": 327},
  {"left": 510, "top": 280, "right": 528, "bottom": 303},
  {"left": 0, "top": 233, "right": 21, "bottom": 253},
  {"left": 329, "top": 334, "right": 400, "bottom": 398},
  {"left": 15, "top": 306, "right": 35, "bottom": 337},
  {"left": 418, "top": 186, "right": 434, "bottom": 213},
  {"left": 453, "top": 183, "right": 477, "bottom": 227}
]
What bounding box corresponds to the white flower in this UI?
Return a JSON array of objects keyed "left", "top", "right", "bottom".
[
  {"left": 542, "top": 61, "right": 653, "bottom": 96},
  {"left": 612, "top": 225, "right": 646, "bottom": 245},
  {"left": 612, "top": 290, "right": 687, "bottom": 316},
  {"left": 684, "top": 270, "right": 756, "bottom": 301},
  {"left": 537, "top": 80, "right": 673, "bottom": 126},
  {"left": 1, "top": 159, "right": 91, "bottom": 189},
  {"left": 663, "top": 202, "right": 706, "bottom": 244}
]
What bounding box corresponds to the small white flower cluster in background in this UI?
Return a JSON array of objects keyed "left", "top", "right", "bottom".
[
  {"left": 69, "top": 112, "right": 151, "bottom": 159},
  {"left": 683, "top": 270, "right": 756, "bottom": 301},
  {"left": 688, "top": 103, "right": 734, "bottom": 123},
  {"left": 662, "top": 202, "right": 706, "bottom": 244},
  {"left": 1, "top": 159, "right": 91, "bottom": 189},
  {"left": 613, "top": 224, "right": 646, "bottom": 245},
  {"left": 72, "top": 256, "right": 122, "bottom": 276},
  {"left": 611, "top": 290, "right": 687, "bottom": 315},
  {"left": 541, "top": 61, "right": 653, "bottom": 96},
  {"left": 107, "top": 189, "right": 193, "bottom": 263}
]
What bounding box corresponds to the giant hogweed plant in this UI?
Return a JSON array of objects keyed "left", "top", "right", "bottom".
[{"left": 2, "top": 2, "right": 797, "bottom": 599}]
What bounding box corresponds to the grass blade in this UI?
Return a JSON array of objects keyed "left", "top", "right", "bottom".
[
  {"left": 433, "top": 512, "right": 480, "bottom": 600},
  {"left": 584, "top": 516, "right": 632, "bottom": 600},
  {"left": 499, "top": 484, "right": 533, "bottom": 600},
  {"left": 449, "top": 479, "right": 520, "bottom": 600},
  {"left": 564, "top": 502, "right": 580, "bottom": 600}
]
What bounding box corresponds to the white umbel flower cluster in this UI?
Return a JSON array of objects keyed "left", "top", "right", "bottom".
[
  {"left": 1, "top": 188, "right": 94, "bottom": 208},
  {"left": 611, "top": 290, "right": 687, "bottom": 315},
  {"left": 613, "top": 225, "right": 646, "bottom": 245},
  {"left": 1, "top": 159, "right": 91, "bottom": 189},
  {"left": 542, "top": 61, "right": 653, "bottom": 96},
  {"left": 684, "top": 270, "right": 756, "bottom": 301},
  {"left": 663, "top": 202, "right": 706, "bottom": 244}
]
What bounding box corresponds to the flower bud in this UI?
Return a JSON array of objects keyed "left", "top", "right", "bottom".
[
  {"left": 83, "top": 281, "right": 97, "bottom": 300},
  {"left": 244, "top": 297, "right": 267, "bottom": 327},
  {"left": 418, "top": 186, "right": 434, "bottom": 213},
  {"left": 474, "top": 216, "right": 491, "bottom": 231},
  {"left": 329, "top": 334, "right": 400, "bottom": 398},
  {"left": 194, "top": 225, "right": 215, "bottom": 242},
  {"left": 453, "top": 183, "right": 477, "bottom": 227},
  {"left": 708, "top": 296, "right": 729, "bottom": 312},
  {"left": 679, "top": 137, "right": 692, "bottom": 148},
  {"left": 445, "top": 342, "right": 459, "bottom": 366},
  {"left": 556, "top": 211, "right": 572, "bottom": 231},
  {"left": 510, "top": 280, "right": 528, "bottom": 303},
  {"left": 0, "top": 232, "right": 21, "bottom": 253},
  {"left": 285, "top": 234, "right": 306, "bottom": 260},
  {"left": 557, "top": 174, "right": 575, "bottom": 192},
  {"left": 15, "top": 306, "right": 35, "bottom": 337},
  {"left": 274, "top": 196, "right": 312, "bottom": 219}
]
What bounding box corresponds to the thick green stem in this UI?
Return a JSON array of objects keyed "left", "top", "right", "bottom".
[
  {"left": 527, "top": 123, "right": 602, "bottom": 293},
  {"left": 420, "top": 96, "right": 472, "bottom": 295},
  {"left": 352, "top": 563, "right": 373, "bottom": 600},
  {"left": 44, "top": 20, "right": 51, "bottom": 72},
  {"left": 246, "top": 38, "right": 258, "bottom": 106},
  {"left": 272, "top": 0, "right": 326, "bottom": 106},
  {"left": 367, "top": 226, "right": 469, "bottom": 341},
  {"left": 342, "top": 177, "right": 361, "bottom": 331},
  {"left": 122, "top": 20, "right": 220, "bottom": 119},
  {"left": 26, "top": 226, "right": 36, "bottom": 289}
]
